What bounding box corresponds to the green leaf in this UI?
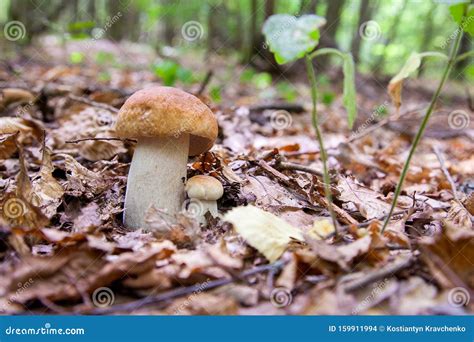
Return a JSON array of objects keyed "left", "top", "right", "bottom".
[
  {"left": 69, "top": 52, "right": 85, "bottom": 64},
  {"left": 449, "top": 2, "right": 467, "bottom": 25},
  {"left": 342, "top": 54, "right": 357, "bottom": 129},
  {"left": 464, "top": 5, "right": 474, "bottom": 36},
  {"left": 449, "top": 2, "right": 474, "bottom": 36},
  {"left": 252, "top": 72, "right": 272, "bottom": 89},
  {"left": 152, "top": 60, "right": 179, "bottom": 86},
  {"left": 388, "top": 52, "right": 448, "bottom": 110},
  {"left": 210, "top": 86, "right": 222, "bottom": 103},
  {"left": 262, "top": 14, "right": 326, "bottom": 64}
]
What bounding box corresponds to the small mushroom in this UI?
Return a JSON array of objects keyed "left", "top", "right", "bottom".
[
  {"left": 115, "top": 86, "right": 218, "bottom": 230},
  {"left": 185, "top": 175, "right": 224, "bottom": 224}
]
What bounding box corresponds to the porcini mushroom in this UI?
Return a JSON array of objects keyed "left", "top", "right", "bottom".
[
  {"left": 185, "top": 175, "right": 224, "bottom": 224},
  {"left": 115, "top": 86, "right": 218, "bottom": 230}
]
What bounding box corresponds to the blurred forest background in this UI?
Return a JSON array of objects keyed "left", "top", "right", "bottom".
[{"left": 1, "top": 0, "right": 472, "bottom": 86}]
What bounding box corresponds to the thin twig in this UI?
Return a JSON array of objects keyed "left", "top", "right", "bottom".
[
  {"left": 68, "top": 94, "right": 119, "bottom": 113},
  {"left": 432, "top": 146, "right": 459, "bottom": 202},
  {"left": 249, "top": 102, "right": 305, "bottom": 113},
  {"left": 347, "top": 108, "right": 422, "bottom": 143},
  {"left": 197, "top": 70, "right": 213, "bottom": 96},
  {"left": 39, "top": 297, "right": 70, "bottom": 314},
  {"left": 65, "top": 137, "right": 136, "bottom": 144},
  {"left": 342, "top": 255, "right": 413, "bottom": 292},
  {"left": 86, "top": 260, "right": 287, "bottom": 314},
  {"left": 276, "top": 161, "right": 323, "bottom": 177}
]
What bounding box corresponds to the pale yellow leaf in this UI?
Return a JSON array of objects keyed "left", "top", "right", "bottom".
[
  {"left": 307, "top": 219, "right": 335, "bottom": 240},
  {"left": 224, "top": 205, "right": 303, "bottom": 262}
]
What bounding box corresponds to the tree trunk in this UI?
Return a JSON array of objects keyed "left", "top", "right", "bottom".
[
  {"left": 351, "top": 0, "right": 373, "bottom": 63},
  {"left": 418, "top": 4, "right": 436, "bottom": 76},
  {"left": 300, "top": 0, "right": 318, "bottom": 14},
  {"left": 318, "top": 0, "right": 345, "bottom": 69},
  {"left": 372, "top": 0, "right": 408, "bottom": 73},
  {"left": 245, "top": 0, "right": 258, "bottom": 63}
]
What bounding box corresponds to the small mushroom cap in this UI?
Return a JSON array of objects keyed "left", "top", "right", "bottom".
[
  {"left": 115, "top": 86, "right": 218, "bottom": 156},
  {"left": 185, "top": 175, "right": 224, "bottom": 200}
]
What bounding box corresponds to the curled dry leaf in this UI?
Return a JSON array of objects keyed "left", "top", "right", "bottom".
[
  {"left": 166, "top": 293, "right": 238, "bottom": 315},
  {"left": 0, "top": 133, "right": 17, "bottom": 159},
  {"left": 32, "top": 147, "right": 64, "bottom": 218},
  {"left": 224, "top": 205, "right": 304, "bottom": 262},
  {"left": 78, "top": 133, "right": 127, "bottom": 161},
  {"left": 0, "top": 243, "right": 174, "bottom": 309},
  {"left": 337, "top": 177, "right": 401, "bottom": 220},
  {"left": 0, "top": 88, "right": 35, "bottom": 110},
  {"left": 61, "top": 154, "right": 110, "bottom": 198},
  {"left": 0, "top": 117, "right": 43, "bottom": 144},
  {"left": 422, "top": 207, "right": 474, "bottom": 288},
  {"left": 443, "top": 200, "right": 473, "bottom": 240},
  {"left": 306, "top": 235, "right": 371, "bottom": 271}
]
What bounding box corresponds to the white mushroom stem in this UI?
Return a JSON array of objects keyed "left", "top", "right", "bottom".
[
  {"left": 190, "top": 199, "right": 218, "bottom": 225},
  {"left": 201, "top": 200, "right": 218, "bottom": 217},
  {"left": 124, "top": 134, "right": 189, "bottom": 230}
]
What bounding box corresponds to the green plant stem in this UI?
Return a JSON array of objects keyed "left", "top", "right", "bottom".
[
  {"left": 305, "top": 55, "right": 338, "bottom": 233},
  {"left": 309, "top": 48, "right": 344, "bottom": 59},
  {"left": 455, "top": 50, "right": 474, "bottom": 64},
  {"left": 381, "top": 31, "right": 464, "bottom": 233}
]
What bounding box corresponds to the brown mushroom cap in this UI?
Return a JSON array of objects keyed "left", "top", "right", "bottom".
[
  {"left": 115, "top": 86, "right": 218, "bottom": 156},
  {"left": 185, "top": 175, "right": 224, "bottom": 201}
]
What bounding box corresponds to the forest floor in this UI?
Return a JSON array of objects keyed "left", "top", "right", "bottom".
[{"left": 0, "top": 38, "right": 473, "bottom": 315}]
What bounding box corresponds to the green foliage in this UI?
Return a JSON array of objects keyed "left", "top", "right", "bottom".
[
  {"left": 388, "top": 52, "right": 447, "bottom": 109},
  {"left": 209, "top": 86, "right": 222, "bottom": 103},
  {"left": 341, "top": 54, "right": 357, "bottom": 128},
  {"left": 252, "top": 72, "right": 272, "bottom": 89},
  {"left": 262, "top": 14, "right": 326, "bottom": 64},
  {"left": 240, "top": 69, "right": 255, "bottom": 83},
  {"left": 68, "top": 21, "right": 95, "bottom": 39},
  {"left": 382, "top": 19, "right": 465, "bottom": 232},
  {"left": 321, "top": 92, "right": 335, "bottom": 106},
  {"left": 374, "top": 104, "right": 388, "bottom": 117},
  {"left": 465, "top": 64, "right": 474, "bottom": 81},
  {"left": 69, "top": 52, "right": 85, "bottom": 64},
  {"left": 276, "top": 82, "right": 298, "bottom": 102},
  {"left": 449, "top": 2, "right": 474, "bottom": 36},
  {"left": 98, "top": 71, "right": 111, "bottom": 82},
  {"left": 152, "top": 60, "right": 194, "bottom": 86},
  {"left": 95, "top": 51, "right": 116, "bottom": 65}
]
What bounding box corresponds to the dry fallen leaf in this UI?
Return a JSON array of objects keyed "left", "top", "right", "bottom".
[
  {"left": 337, "top": 177, "right": 401, "bottom": 220},
  {"left": 224, "top": 205, "right": 304, "bottom": 262}
]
